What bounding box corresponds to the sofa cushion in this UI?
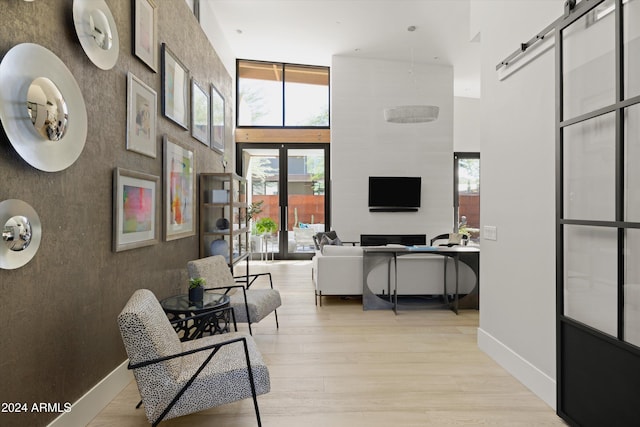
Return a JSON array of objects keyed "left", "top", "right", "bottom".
[{"left": 322, "top": 245, "right": 363, "bottom": 256}]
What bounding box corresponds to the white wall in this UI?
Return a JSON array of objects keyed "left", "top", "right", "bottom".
[
  {"left": 454, "top": 96, "right": 481, "bottom": 152},
  {"left": 473, "top": 0, "right": 564, "bottom": 408},
  {"left": 196, "top": 1, "right": 236, "bottom": 77},
  {"left": 330, "top": 56, "right": 454, "bottom": 242}
]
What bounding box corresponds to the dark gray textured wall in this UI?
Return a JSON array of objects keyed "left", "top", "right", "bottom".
[{"left": 0, "top": 1, "right": 231, "bottom": 425}]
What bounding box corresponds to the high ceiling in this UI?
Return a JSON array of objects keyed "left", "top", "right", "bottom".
[{"left": 201, "top": 0, "right": 481, "bottom": 98}]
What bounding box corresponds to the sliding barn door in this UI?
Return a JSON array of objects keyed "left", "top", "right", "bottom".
[{"left": 557, "top": 0, "right": 640, "bottom": 425}]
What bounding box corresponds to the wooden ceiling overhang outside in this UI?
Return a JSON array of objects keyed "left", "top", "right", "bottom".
[
  {"left": 238, "top": 60, "right": 329, "bottom": 86},
  {"left": 235, "top": 128, "right": 330, "bottom": 144}
]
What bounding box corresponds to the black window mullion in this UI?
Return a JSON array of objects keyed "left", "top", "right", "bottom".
[
  {"left": 555, "top": 23, "right": 565, "bottom": 416},
  {"left": 282, "top": 65, "right": 286, "bottom": 127},
  {"left": 615, "top": 0, "right": 625, "bottom": 341}
]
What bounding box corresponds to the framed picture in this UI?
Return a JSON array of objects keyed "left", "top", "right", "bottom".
[
  {"left": 126, "top": 72, "right": 157, "bottom": 158},
  {"left": 163, "top": 136, "right": 196, "bottom": 241},
  {"left": 211, "top": 84, "right": 225, "bottom": 153},
  {"left": 162, "top": 43, "right": 189, "bottom": 130},
  {"left": 191, "top": 79, "right": 210, "bottom": 146},
  {"left": 132, "top": 0, "right": 157, "bottom": 72},
  {"left": 113, "top": 168, "right": 159, "bottom": 252}
]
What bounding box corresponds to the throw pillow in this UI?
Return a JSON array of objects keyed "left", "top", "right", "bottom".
[
  {"left": 319, "top": 234, "right": 342, "bottom": 252},
  {"left": 314, "top": 230, "right": 338, "bottom": 250}
]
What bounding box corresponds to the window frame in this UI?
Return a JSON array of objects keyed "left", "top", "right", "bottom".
[{"left": 236, "top": 59, "right": 330, "bottom": 129}]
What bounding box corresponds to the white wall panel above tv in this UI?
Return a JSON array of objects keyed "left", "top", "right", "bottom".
[{"left": 330, "top": 56, "right": 454, "bottom": 241}]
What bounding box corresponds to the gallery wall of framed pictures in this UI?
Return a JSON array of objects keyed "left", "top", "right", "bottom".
[{"left": 114, "top": 0, "right": 230, "bottom": 251}]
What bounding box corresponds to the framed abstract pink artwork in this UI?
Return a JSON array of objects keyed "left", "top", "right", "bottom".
[{"left": 113, "top": 167, "right": 159, "bottom": 252}]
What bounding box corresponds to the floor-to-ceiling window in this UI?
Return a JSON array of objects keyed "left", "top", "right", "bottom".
[
  {"left": 236, "top": 60, "right": 330, "bottom": 260},
  {"left": 454, "top": 152, "right": 480, "bottom": 244},
  {"left": 237, "top": 60, "right": 329, "bottom": 127}
]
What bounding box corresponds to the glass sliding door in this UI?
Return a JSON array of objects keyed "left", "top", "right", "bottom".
[
  {"left": 239, "top": 143, "right": 329, "bottom": 260},
  {"left": 557, "top": 0, "right": 640, "bottom": 425},
  {"left": 241, "top": 147, "right": 280, "bottom": 259},
  {"left": 288, "top": 148, "right": 326, "bottom": 254}
]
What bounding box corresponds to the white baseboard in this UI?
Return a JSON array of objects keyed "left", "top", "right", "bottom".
[
  {"left": 477, "top": 327, "right": 556, "bottom": 409},
  {"left": 47, "top": 360, "right": 133, "bottom": 427}
]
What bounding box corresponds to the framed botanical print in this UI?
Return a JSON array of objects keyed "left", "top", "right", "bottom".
[
  {"left": 191, "top": 79, "right": 210, "bottom": 146},
  {"left": 211, "top": 84, "right": 225, "bottom": 153},
  {"left": 161, "top": 43, "right": 189, "bottom": 130},
  {"left": 126, "top": 72, "right": 157, "bottom": 158},
  {"left": 113, "top": 168, "right": 159, "bottom": 252},
  {"left": 132, "top": 0, "right": 157, "bottom": 72},
  {"left": 163, "top": 136, "right": 196, "bottom": 241}
]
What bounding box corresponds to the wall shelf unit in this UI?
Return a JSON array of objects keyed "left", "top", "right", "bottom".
[{"left": 199, "top": 173, "right": 250, "bottom": 272}]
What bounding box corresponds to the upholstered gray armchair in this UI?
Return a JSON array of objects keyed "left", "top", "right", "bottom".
[
  {"left": 187, "top": 255, "right": 281, "bottom": 335},
  {"left": 117, "top": 289, "right": 270, "bottom": 426}
]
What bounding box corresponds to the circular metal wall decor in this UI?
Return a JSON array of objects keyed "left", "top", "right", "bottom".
[
  {"left": 73, "top": 0, "right": 120, "bottom": 70},
  {"left": 0, "top": 43, "right": 88, "bottom": 172},
  {"left": 0, "top": 199, "right": 42, "bottom": 270}
]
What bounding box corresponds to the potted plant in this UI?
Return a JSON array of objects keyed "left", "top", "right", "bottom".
[
  {"left": 247, "top": 200, "right": 264, "bottom": 222},
  {"left": 255, "top": 217, "right": 278, "bottom": 236},
  {"left": 188, "top": 277, "right": 206, "bottom": 303}
]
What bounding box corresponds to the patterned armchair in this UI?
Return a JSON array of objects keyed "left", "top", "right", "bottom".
[
  {"left": 187, "top": 255, "right": 281, "bottom": 335},
  {"left": 117, "top": 289, "right": 270, "bottom": 426}
]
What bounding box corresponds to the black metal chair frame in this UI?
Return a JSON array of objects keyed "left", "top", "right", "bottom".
[
  {"left": 205, "top": 271, "right": 278, "bottom": 335},
  {"left": 134, "top": 307, "right": 239, "bottom": 411},
  {"left": 430, "top": 233, "right": 469, "bottom": 247},
  {"left": 430, "top": 233, "right": 468, "bottom": 304},
  {"left": 130, "top": 306, "right": 262, "bottom": 426},
  {"left": 129, "top": 332, "right": 262, "bottom": 427}
]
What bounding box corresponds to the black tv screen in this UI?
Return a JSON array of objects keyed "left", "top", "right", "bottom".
[{"left": 368, "top": 176, "right": 421, "bottom": 210}]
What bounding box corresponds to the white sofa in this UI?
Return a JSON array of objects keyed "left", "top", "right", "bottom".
[{"left": 312, "top": 244, "right": 476, "bottom": 305}]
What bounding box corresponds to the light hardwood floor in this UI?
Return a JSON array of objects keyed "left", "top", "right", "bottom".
[{"left": 89, "top": 260, "right": 566, "bottom": 427}]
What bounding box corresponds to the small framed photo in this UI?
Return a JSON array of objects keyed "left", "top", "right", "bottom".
[
  {"left": 162, "top": 43, "right": 189, "bottom": 130},
  {"left": 113, "top": 168, "right": 159, "bottom": 252},
  {"left": 132, "top": 0, "right": 158, "bottom": 72},
  {"left": 163, "top": 136, "right": 196, "bottom": 241},
  {"left": 211, "top": 84, "right": 225, "bottom": 153},
  {"left": 126, "top": 72, "right": 157, "bottom": 158},
  {"left": 191, "top": 79, "right": 210, "bottom": 146}
]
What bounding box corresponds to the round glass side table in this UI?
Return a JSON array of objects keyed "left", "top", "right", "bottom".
[{"left": 160, "top": 292, "right": 231, "bottom": 341}]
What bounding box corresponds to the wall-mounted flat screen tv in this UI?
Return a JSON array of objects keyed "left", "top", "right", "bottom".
[{"left": 368, "top": 176, "right": 421, "bottom": 211}]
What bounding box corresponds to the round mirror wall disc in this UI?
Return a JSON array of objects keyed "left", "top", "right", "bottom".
[
  {"left": 0, "top": 199, "right": 42, "bottom": 270},
  {"left": 73, "top": 0, "right": 119, "bottom": 70},
  {"left": 27, "top": 77, "right": 69, "bottom": 141},
  {"left": 0, "top": 43, "right": 88, "bottom": 172}
]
